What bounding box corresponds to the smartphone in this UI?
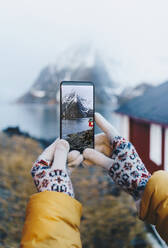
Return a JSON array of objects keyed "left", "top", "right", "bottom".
[{"left": 60, "top": 81, "right": 95, "bottom": 153}]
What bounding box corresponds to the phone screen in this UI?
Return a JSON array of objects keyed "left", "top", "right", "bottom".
[{"left": 60, "top": 81, "right": 94, "bottom": 152}]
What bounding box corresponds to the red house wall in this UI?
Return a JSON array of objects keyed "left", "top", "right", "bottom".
[{"left": 129, "top": 118, "right": 164, "bottom": 174}]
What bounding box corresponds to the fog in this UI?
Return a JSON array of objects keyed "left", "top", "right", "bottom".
[
  {"left": 1, "top": 0, "right": 168, "bottom": 102},
  {"left": 62, "top": 85, "right": 93, "bottom": 101}
]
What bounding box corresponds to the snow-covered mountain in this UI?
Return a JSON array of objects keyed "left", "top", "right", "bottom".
[
  {"left": 62, "top": 90, "right": 93, "bottom": 119},
  {"left": 117, "top": 83, "right": 155, "bottom": 105},
  {"left": 17, "top": 46, "right": 116, "bottom": 104}
]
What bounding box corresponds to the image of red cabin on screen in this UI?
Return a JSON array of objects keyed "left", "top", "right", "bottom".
[{"left": 88, "top": 118, "right": 93, "bottom": 127}]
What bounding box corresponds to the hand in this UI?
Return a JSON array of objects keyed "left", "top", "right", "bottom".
[
  {"left": 83, "top": 113, "right": 151, "bottom": 200},
  {"left": 83, "top": 113, "right": 118, "bottom": 166},
  {"left": 31, "top": 138, "right": 83, "bottom": 198}
]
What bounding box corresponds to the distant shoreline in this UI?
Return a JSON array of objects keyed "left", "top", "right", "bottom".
[
  {"left": 2, "top": 126, "right": 94, "bottom": 153},
  {"left": 2, "top": 126, "right": 55, "bottom": 148}
]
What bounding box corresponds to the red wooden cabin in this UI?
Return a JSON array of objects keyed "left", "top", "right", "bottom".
[{"left": 115, "top": 82, "right": 168, "bottom": 174}]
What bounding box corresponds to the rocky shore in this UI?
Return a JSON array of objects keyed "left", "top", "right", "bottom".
[
  {"left": 3, "top": 126, "right": 94, "bottom": 153},
  {"left": 66, "top": 129, "right": 94, "bottom": 152},
  {"left": 3, "top": 126, "right": 55, "bottom": 149}
]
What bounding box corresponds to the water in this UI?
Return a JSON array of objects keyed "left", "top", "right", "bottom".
[
  {"left": 62, "top": 118, "right": 92, "bottom": 138},
  {"left": 0, "top": 103, "right": 118, "bottom": 139}
]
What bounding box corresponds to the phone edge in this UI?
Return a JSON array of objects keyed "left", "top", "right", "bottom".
[{"left": 59, "top": 81, "right": 95, "bottom": 150}]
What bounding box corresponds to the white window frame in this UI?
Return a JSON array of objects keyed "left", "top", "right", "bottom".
[
  {"left": 149, "top": 124, "right": 162, "bottom": 166},
  {"left": 121, "top": 115, "right": 130, "bottom": 140},
  {"left": 113, "top": 113, "right": 130, "bottom": 140},
  {"left": 164, "top": 128, "right": 168, "bottom": 171}
]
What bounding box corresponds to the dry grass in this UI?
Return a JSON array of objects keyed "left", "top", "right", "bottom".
[
  {"left": 72, "top": 167, "right": 151, "bottom": 248},
  {"left": 0, "top": 132, "right": 151, "bottom": 248},
  {"left": 0, "top": 133, "right": 42, "bottom": 248}
]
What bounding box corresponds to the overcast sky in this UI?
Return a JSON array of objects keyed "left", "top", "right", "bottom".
[{"left": 1, "top": 0, "right": 168, "bottom": 102}]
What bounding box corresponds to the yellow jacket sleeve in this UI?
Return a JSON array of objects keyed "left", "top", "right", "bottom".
[
  {"left": 139, "top": 170, "right": 168, "bottom": 243},
  {"left": 20, "top": 191, "right": 82, "bottom": 248}
]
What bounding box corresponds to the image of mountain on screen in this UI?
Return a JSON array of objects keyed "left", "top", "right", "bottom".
[
  {"left": 62, "top": 90, "right": 93, "bottom": 119},
  {"left": 66, "top": 129, "right": 94, "bottom": 152}
]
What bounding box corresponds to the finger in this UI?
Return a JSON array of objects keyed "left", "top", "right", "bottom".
[
  {"left": 95, "top": 133, "right": 110, "bottom": 147},
  {"left": 83, "top": 148, "right": 113, "bottom": 170},
  {"left": 95, "top": 144, "right": 112, "bottom": 157},
  {"left": 67, "top": 151, "right": 83, "bottom": 175},
  {"left": 83, "top": 140, "right": 109, "bottom": 166},
  {"left": 37, "top": 138, "right": 60, "bottom": 163},
  {"left": 52, "top": 139, "right": 70, "bottom": 169},
  {"left": 68, "top": 151, "right": 83, "bottom": 168},
  {"left": 95, "top": 112, "right": 119, "bottom": 141},
  {"left": 83, "top": 144, "right": 112, "bottom": 166},
  {"left": 68, "top": 155, "right": 83, "bottom": 167},
  {"left": 67, "top": 150, "right": 80, "bottom": 163},
  {"left": 82, "top": 159, "right": 93, "bottom": 167}
]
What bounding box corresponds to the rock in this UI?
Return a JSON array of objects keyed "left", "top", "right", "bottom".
[
  {"left": 0, "top": 188, "right": 11, "bottom": 200},
  {"left": 117, "top": 83, "right": 154, "bottom": 106},
  {"left": 131, "top": 234, "right": 148, "bottom": 248},
  {"left": 3, "top": 126, "right": 55, "bottom": 149},
  {"left": 0, "top": 228, "right": 7, "bottom": 240},
  {"left": 66, "top": 129, "right": 94, "bottom": 152},
  {"left": 3, "top": 126, "right": 30, "bottom": 138}
]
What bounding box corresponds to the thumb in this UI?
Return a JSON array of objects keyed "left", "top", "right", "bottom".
[
  {"left": 68, "top": 150, "right": 83, "bottom": 168},
  {"left": 83, "top": 148, "right": 113, "bottom": 170},
  {"left": 52, "top": 139, "right": 70, "bottom": 170},
  {"left": 37, "top": 138, "right": 60, "bottom": 163}
]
